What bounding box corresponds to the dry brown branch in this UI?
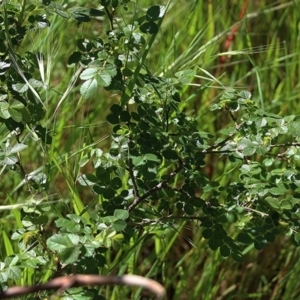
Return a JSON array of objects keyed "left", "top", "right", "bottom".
[{"left": 0, "top": 274, "right": 166, "bottom": 299}]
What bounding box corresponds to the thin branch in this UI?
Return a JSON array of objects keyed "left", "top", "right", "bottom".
[
  {"left": 204, "top": 135, "right": 234, "bottom": 153},
  {"left": 0, "top": 274, "right": 165, "bottom": 300},
  {"left": 203, "top": 141, "right": 300, "bottom": 155},
  {"left": 203, "top": 148, "right": 237, "bottom": 154},
  {"left": 128, "top": 160, "right": 184, "bottom": 212},
  {"left": 229, "top": 110, "right": 238, "bottom": 123},
  {"left": 242, "top": 205, "right": 268, "bottom": 217},
  {"left": 127, "top": 137, "right": 140, "bottom": 199},
  {"left": 130, "top": 215, "right": 204, "bottom": 227},
  {"left": 204, "top": 121, "right": 244, "bottom": 153},
  {"left": 105, "top": 6, "right": 114, "bottom": 31},
  {"left": 270, "top": 142, "right": 300, "bottom": 148},
  {"left": 127, "top": 158, "right": 140, "bottom": 198}
]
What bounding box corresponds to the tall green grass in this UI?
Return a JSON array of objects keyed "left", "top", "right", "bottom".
[{"left": 1, "top": 0, "right": 300, "bottom": 299}]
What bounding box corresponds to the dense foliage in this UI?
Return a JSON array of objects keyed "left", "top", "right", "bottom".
[{"left": 0, "top": 0, "right": 300, "bottom": 299}]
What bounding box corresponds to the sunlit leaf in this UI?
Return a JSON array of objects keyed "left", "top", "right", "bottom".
[
  {"left": 80, "top": 78, "right": 98, "bottom": 99},
  {"left": 114, "top": 209, "right": 129, "bottom": 220}
]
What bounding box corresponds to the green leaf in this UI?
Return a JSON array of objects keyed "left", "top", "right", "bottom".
[
  {"left": 68, "top": 52, "right": 81, "bottom": 66},
  {"left": 0, "top": 61, "right": 11, "bottom": 75},
  {"left": 162, "top": 149, "right": 178, "bottom": 160},
  {"left": 184, "top": 204, "right": 194, "bottom": 215},
  {"left": 77, "top": 174, "right": 98, "bottom": 186},
  {"left": 70, "top": 9, "right": 91, "bottom": 22},
  {"left": 104, "top": 64, "right": 117, "bottom": 76},
  {"left": 78, "top": 154, "right": 90, "bottom": 167},
  {"left": 80, "top": 67, "right": 98, "bottom": 80},
  {"left": 110, "top": 177, "right": 122, "bottom": 189},
  {"left": 269, "top": 184, "right": 288, "bottom": 196},
  {"left": 98, "top": 51, "right": 109, "bottom": 60},
  {"left": 114, "top": 209, "right": 129, "bottom": 220},
  {"left": 239, "top": 90, "right": 252, "bottom": 99},
  {"left": 146, "top": 5, "right": 166, "bottom": 22},
  {"left": 288, "top": 117, "right": 300, "bottom": 137},
  {"left": 264, "top": 197, "right": 280, "bottom": 210},
  {"left": 47, "top": 234, "right": 80, "bottom": 252},
  {"left": 231, "top": 250, "right": 244, "bottom": 262},
  {"left": 0, "top": 41, "right": 7, "bottom": 56},
  {"left": 34, "top": 125, "right": 52, "bottom": 144},
  {"left": 110, "top": 104, "right": 123, "bottom": 115},
  {"left": 29, "top": 78, "right": 45, "bottom": 89},
  {"left": 281, "top": 198, "right": 295, "bottom": 210},
  {"left": 2, "top": 155, "right": 18, "bottom": 165},
  {"left": 89, "top": 8, "right": 105, "bottom": 17},
  {"left": 220, "top": 245, "right": 231, "bottom": 257},
  {"left": 96, "top": 166, "right": 111, "bottom": 179},
  {"left": 120, "top": 111, "right": 131, "bottom": 122},
  {"left": 51, "top": 4, "right": 69, "bottom": 18},
  {"left": 60, "top": 245, "right": 81, "bottom": 264},
  {"left": 106, "top": 113, "right": 119, "bottom": 124},
  {"left": 131, "top": 33, "right": 145, "bottom": 46},
  {"left": 264, "top": 232, "right": 275, "bottom": 243},
  {"left": 112, "top": 219, "right": 127, "bottom": 231},
  {"left": 214, "top": 227, "right": 226, "bottom": 239},
  {"left": 101, "top": 187, "right": 116, "bottom": 199},
  {"left": 80, "top": 78, "right": 98, "bottom": 99},
  {"left": 237, "top": 138, "right": 257, "bottom": 156},
  {"left": 9, "top": 143, "right": 27, "bottom": 154},
  {"left": 111, "top": 0, "right": 119, "bottom": 8},
  {"left": 237, "top": 232, "right": 253, "bottom": 244},
  {"left": 144, "top": 153, "right": 161, "bottom": 162},
  {"left": 224, "top": 212, "right": 237, "bottom": 223},
  {"left": 292, "top": 232, "right": 300, "bottom": 246},
  {"left": 100, "top": 0, "right": 111, "bottom": 6},
  {"left": 175, "top": 69, "right": 196, "bottom": 84},
  {"left": 202, "top": 228, "right": 213, "bottom": 239},
  {"left": 208, "top": 237, "right": 222, "bottom": 250},
  {"left": 6, "top": 266, "right": 22, "bottom": 280},
  {"left": 0, "top": 102, "right": 10, "bottom": 119},
  {"left": 254, "top": 237, "right": 267, "bottom": 250},
  {"left": 55, "top": 218, "right": 81, "bottom": 233},
  {"left": 96, "top": 70, "right": 112, "bottom": 87},
  {"left": 140, "top": 22, "right": 159, "bottom": 34},
  {"left": 12, "top": 83, "right": 28, "bottom": 93},
  {"left": 131, "top": 156, "right": 145, "bottom": 166},
  {"left": 111, "top": 233, "right": 124, "bottom": 250},
  {"left": 8, "top": 107, "right": 22, "bottom": 122},
  {"left": 36, "top": 15, "right": 50, "bottom": 28}
]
